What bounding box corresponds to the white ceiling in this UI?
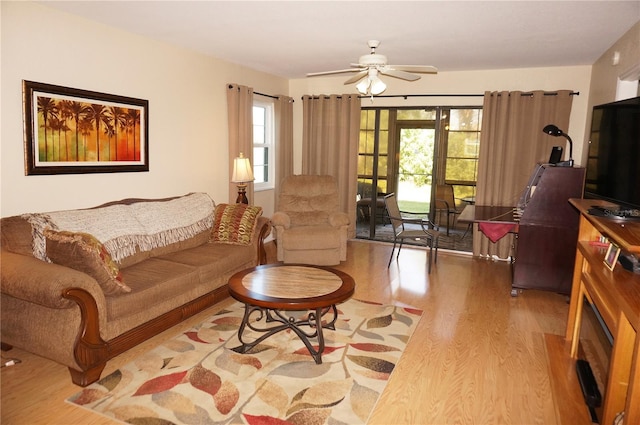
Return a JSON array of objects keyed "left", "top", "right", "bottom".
[{"left": 41, "top": 1, "right": 640, "bottom": 79}]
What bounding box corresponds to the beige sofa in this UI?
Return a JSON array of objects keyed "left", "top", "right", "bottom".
[{"left": 0, "top": 193, "right": 269, "bottom": 386}]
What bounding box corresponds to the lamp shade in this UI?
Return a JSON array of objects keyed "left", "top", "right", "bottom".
[
  {"left": 356, "top": 78, "right": 370, "bottom": 94},
  {"left": 231, "top": 153, "right": 254, "bottom": 183},
  {"left": 543, "top": 124, "right": 563, "bottom": 136},
  {"left": 356, "top": 68, "right": 387, "bottom": 96},
  {"left": 370, "top": 77, "right": 386, "bottom": 95}
]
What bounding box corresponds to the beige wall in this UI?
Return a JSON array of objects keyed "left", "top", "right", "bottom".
[
  {"left": 588, "top": 21, "right": 640, "bottom": 106},
  {"left": 582, "top": 21, "right": 640, "bottom": 164},
  {"left": 2, "top": 2, "right": 636, "bottom": 218},
  {"left": 0, "top": 2, "right": 287, "bottom": 217}
]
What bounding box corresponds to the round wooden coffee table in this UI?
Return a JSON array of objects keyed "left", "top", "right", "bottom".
[{"left": 227, "top": 264, "right": 355, "bottom": 364}]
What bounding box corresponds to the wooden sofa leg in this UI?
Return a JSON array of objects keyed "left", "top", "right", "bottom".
[
  {"left": 62, "top": 288, "right": 110, "bottom": 386},
  {"left": 68, "top": 363, "right": 106, "bottom": 387},
  {"left": 258, "top": 224, "right": 270, "bottom": 265}
]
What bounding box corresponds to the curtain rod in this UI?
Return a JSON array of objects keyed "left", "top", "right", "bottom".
[
  {"left": 255, "top": 91, "right": 278, "bottom": 99},
  {"left": 255, "top": 91, "right": 294, "bottom": 102},
  {"left": 487, "top": 91, "right": 580, "bottom": 97},
  {"left": 371, "top": 91, "right": 579, "bottom": 99},
  {"left": 227, "top": 84, "right": 293, "bottom": 102},
  {"left": 303, "top": 91, "right": 579, "bottom": 100}
]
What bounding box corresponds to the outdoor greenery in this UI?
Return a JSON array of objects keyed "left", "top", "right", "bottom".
[
  {"left": 398, "top": 199, "right": 430, "bottom": 214},
  {"left": 398, "top": 128, "right": 434, "bottom": 187},
  {"left": 357, "top": 107, "right": 482, "bottom": 213}
]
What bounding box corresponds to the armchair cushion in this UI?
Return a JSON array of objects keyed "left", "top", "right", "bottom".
[
  {"left": 279, "top": 193, "right": 338, "bottom": 213},
  {"left": 288, "top": 211, "right": 330, "bottom": 226},
  {"left": 281, "top": 225, "right": 341, "bottom": 250}
]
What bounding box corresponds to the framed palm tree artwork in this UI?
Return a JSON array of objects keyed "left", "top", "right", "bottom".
[{"left": 22, "top": 80, "right": 149, "bottom": 175}]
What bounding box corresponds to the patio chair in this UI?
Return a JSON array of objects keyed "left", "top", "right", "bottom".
[
  {"left": 383, "top": 193, "right": 440, "bottom": 273},
  {"left": 435, "top": 184, "right": 463, "bottom": 235}
]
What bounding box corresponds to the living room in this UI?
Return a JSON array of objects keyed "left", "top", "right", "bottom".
[{"left": 2, "top": 2, "right": 640, "bottom": 424}]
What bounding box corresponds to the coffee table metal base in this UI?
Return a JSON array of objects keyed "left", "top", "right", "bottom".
[{"left": 232, "top": 304, "right": 338, "bottom": 364}]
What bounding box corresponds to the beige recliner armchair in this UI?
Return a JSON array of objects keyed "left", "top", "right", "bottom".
[{"left": 271, "top": 175, "right": 349, "bottom": 265}]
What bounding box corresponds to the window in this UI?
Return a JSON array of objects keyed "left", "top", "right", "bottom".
[
  {"left": 252, "top": 99, "right": 274, "bottom": 190},
  {"left": 358, "top": 109, "right": 390, "bottom": 200},
  {"left": 440, "top": 107, "right": 482, "bottom": 200},
  {"left": 441, "top": 108, "right": 481, "bottom": 183}
]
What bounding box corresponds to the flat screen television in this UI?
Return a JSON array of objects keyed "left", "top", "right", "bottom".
[{"left": 585, "top": 96, "right": 640, "bottom": 210}]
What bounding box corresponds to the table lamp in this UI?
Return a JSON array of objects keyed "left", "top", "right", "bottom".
[
  {"left": 231, "top": 153, "right": 254, "bottom": 204},
  {"left": 542, "top": 124, "right": 574, "bottom": 167}
]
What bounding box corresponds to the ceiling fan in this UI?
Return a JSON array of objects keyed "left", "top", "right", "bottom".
[{"left": 306, "top": 40, "right": 438, "bottom": 95}]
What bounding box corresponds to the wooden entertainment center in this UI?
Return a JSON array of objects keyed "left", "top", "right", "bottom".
[{"left": 562, "top": 198, "right": 640, "bottom": 424}]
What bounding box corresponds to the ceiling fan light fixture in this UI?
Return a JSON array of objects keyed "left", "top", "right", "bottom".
[
  {"left": 306, "top": 40, "right": 436, "bottom": 96},
  {"left": 370, "top": 77, "right": 386, "bottom": 95},
  {"left": 356, "top": 78, "right": 370, "bottom": 95},
  {"left": 356, "top": 68, "right": 386, "bottom": 96}
]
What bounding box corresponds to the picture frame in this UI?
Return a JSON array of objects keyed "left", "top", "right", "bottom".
[
  {"left": 604, "top": 242, "right": 621, "bottom": 271},
  {"left": 23, "top": 80, "right": 149, "bottom": 175}
]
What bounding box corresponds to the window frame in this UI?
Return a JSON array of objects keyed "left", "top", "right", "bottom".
[
  {"left": 439, "top": 107, "right": 482, "bottom": 188},
  {"left": 252, "top": 98, "right": 275, "bottom": 191}
]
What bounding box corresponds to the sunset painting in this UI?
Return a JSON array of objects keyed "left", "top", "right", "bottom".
[{"left": 23, "top": 80, "right": 148, "bottom": 175}]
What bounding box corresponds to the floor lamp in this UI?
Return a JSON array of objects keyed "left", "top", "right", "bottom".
[{"left": 231, "top": 153, "right": 254, "bottom": 204}]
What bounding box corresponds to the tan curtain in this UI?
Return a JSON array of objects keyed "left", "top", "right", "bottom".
[
  {"left": 301, "top": 94, "right": 361, "bottom": 237},
  {"left": 274, "top": 95, "right": 294, "bottom": 201},
  {"left": 473, "top": 90, "right": 574, "bottom": 258},
  {"left": 226, "top": 83, "right": 254, "bottom": 204}
]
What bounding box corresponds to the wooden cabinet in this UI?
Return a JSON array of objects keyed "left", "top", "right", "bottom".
[
  {"left": 565, "top": 198, "right": 640, "bottom": 425},
  {"left": 513, "top": 166, "right": 586, "bottom": 294}
]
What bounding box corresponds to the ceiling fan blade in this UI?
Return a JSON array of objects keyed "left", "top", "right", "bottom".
[
  {"left": 380, "top": 69, "right": 421, "bottom": 81},
  {"left": 343, "top": 71, "right": 368, "bottom": 85},
  {"left": 391, "top": 65, "right": 438, "bottom": 74},
  {"left": 306, "top": 68, "right": 363, "bottom": 77}
]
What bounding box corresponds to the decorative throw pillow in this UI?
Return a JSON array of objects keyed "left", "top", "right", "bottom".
[
  {"left": 211, "top": 204, "right": 263, "bottom": 246},
  {"left": 44, "top": 230, "right": 131, "bottom": 295}
]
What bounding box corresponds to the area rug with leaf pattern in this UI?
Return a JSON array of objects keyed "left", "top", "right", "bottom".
[{"left": 67, "top": 298, "right": 422, "bottom": 425}]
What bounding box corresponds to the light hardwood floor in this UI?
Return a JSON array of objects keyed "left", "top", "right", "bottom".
[{"left": 1, "top": 240, "right": 590, "bottom": 424}]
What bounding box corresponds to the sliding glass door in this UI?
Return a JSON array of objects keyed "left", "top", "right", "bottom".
[
  {"left": 356, "top": 106, "right": 481, "bottom": 249},
  {"left": 356, "top": 109, "right": 389, "bottom": 239},
  {"left": 356, "top": 109, "right": 437, "bottom": 239}
]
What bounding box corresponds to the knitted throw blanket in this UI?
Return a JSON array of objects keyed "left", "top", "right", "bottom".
[{"left": 25, "top": 193, "right": 214, "bottom": 263}]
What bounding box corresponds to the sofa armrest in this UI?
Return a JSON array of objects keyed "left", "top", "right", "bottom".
[
  {"left": 253, "top": 217, "right": 271, "bottom": 265},
  {"left": 0, "top": 250, "right": 106, "bottom": 310},
  {"left": 329, "top": 212, "right": 350, "bottom": 227},
  {"left": 254, "top": 216, "right": 271, "bottom": 240}
]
